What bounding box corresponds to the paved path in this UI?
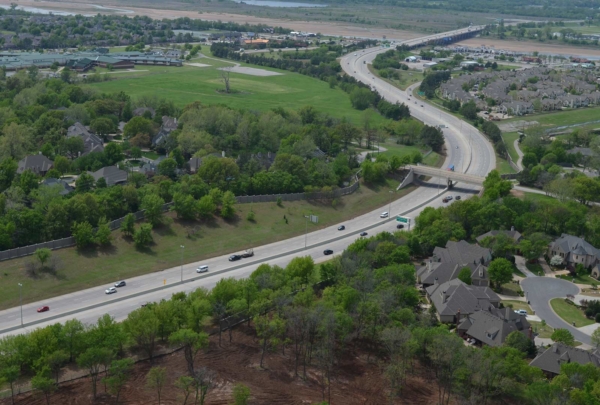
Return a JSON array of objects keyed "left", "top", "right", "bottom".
[
  {"left": 513, "top": 138, "right": 524, "bottom": 171},
  {"left": 521, "top": 277, "right": 590, "bottom": 345},
  {"left": 515, "top": 255, "right": 536, "bottom": 277},
  {"left": 357, "top": 145, "right": 387, "bottom": 163}
]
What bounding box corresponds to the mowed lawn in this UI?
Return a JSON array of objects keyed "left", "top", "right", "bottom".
[
  {"left": 88, "top": 58, "right": 386, "bottom": 126},
  {"left": 550, "top": 298, "right": 594, "bottom": 327},
  {"left": 0, "top": 179, "right": 414, "bottom": 310},
  {"left": 504, "top": 107, "right": 600, "bottom": 129}
]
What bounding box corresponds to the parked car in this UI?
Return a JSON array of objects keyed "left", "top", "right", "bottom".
[
  {"left": 114, "top": 280, "right": 126, "bottom": 288},
  {"left": 197, "top": 265, "right": 208, "bottom": 273},
  {"left": 447, "top": 196, "right": 453, "bottom": 201},
  {"left": 323, "top": 249, "right": 333, "bottom": 255},
  {"left": 396, "top": 224, "right": 404, "bottom": 229},
  {"left": 455, "top": 195, "right": 461, "bottom": 200},
  {"left": 37, "top": 306, "right": 49, "bottom": 313},
  {"left": 380, "top": 212, "right": 389, "bottom": 218},
  {"left": 443, "top": 197, "right": 451, "bottom": 203},
  {"left": 360, "top": 231, "right": 368, "bottom": 236},
  {"left": 105, "top": 287, "right": 117, "bottom": 294},
  {"left": 516, "top": 309, "right": 527, "bottom": 315},
  {"left": 338, "top": 225, "right": 345, "bottom": 231},
  {"left": 229, "top": 255, "right": 242, "bottom": 262}
]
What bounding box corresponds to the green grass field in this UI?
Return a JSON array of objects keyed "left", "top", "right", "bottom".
[
  {"left": 550, "top": 298, "right": 594, "bottom": 327},
  {"left": 88, "top": 54, "right": 386, "bottom": 126},
  {"left": 558, "top": 274, "right": 599, "bottom": 285},
  {"left": 502, "top": 132, "right": 520, "bottom": 164},
  {"left": 504, "top": 107, "right": 600, "bottom": 129},
  {"left": 496, "top": 158, "right": 516, "bottom": 175},
  {"left": 529, "top": 320, "right": 554, "bottom": 339},
  {"left": 0, "top": 179, "right": 415, "bottom": 310}
]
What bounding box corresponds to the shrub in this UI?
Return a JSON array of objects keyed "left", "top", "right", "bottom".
[
  {"left": 276, "top": 196, "right": 283, "bottom": 207},
  {"left": 246, "top": 211, "right": 256, "bottom": 222},
  {"left": 595, "top": 313, "right": 600, "bottom": 323}
]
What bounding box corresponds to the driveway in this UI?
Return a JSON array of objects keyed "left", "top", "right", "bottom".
[{"left": 521, "top": 277, "right": 590, "bottom": 345}]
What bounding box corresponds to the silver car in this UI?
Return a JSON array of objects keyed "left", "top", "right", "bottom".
[{"left": 105, "top": 287, "right": 117, "bottom": 294}]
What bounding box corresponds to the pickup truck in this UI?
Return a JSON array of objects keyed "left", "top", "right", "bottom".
[{"left": 241, "top": 248, "right": 254, "bottom": 258}]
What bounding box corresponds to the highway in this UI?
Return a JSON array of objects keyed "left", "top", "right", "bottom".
[{"left": 0, "top": 28, "right": 496, "bottom": 338}]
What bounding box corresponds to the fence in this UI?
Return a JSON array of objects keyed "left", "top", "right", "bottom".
[{"left": 0, "top": 176, "right": 360, "bottom": 262}]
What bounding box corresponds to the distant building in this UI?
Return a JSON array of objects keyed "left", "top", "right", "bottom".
[
  {"left": 89, "top": 166, "right": 128, "bottom": 186},
  {"left": 17, "top": 154, "right": 53, "bottom": 175},
  {"left": 67, "top": 122, "right": 104, "bottom": 156},
  {"left": 548, "top": 233, "right": 600, "bottom": 269},
  {"left": 425, "top": 279, "right": 500, "bottom": 323},
  {"left": 152, "top": 116, "right": 178, "bottom": 147},
  {"left": 40, "top": 178, "right": 74, "bottom": 195},
  {"left": 476, "top": 227, "right": 523, "bottom": 244},
  {"left": 457, "top": 307, "right": 533, "bottom": 347}
]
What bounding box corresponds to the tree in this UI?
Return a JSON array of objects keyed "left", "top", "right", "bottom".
[
  {"left": 522, "top": 152, "right": 538, "bottom": 168},
  {"left": 419, "top": 125, "right": 444, "bottom": 152},
  {"left": 158, "top": 157, "right": 178, "bottom": 179},
  {"left": 1, "top": 365, "right": 20, "bottom": 405},
  {"left": 220, "top": 190, "right": 236, "bottom": 219},
  {"left": 193, "top": 367, "right": 215, "bottom": 405},
  {"left": 504, "top": 331, "right": 536, "bottom": 356},
  {"left": 75, "top": 172, "right": 95, "bottom": 193},
  {"left": 175, "top": 375, "right": 195, "bottom": 405},
  {"left": 141, "top": 194, "right": 165, "bottom": 226},
  {"left": 487, "top": 258, "right": 513, "bottom": 288},
  {"left": 104, "top": 358, "right": 134, "bottom": 404},
  {"left": 232, "top": 383, "right": 251, "bottom": 405},
  {"left": 146, "top": 366, "right": 167, "bottom": 405},
  {"left": 172, "top": 192, "right": 197, "bottom": 220},
  {"left": 122, "top": 101, "right": 133, "bottom": 122},
  {"left": 134, "top": 223, "right": 154, "bottom": 248},
  {"left": 255, "top": 314, "right": 286, "bottom": 368},
  {"left": 169, "top": 328, "right": 209, "bottom": 376},
  {"left": 104, "top": 142, "right": 124, "bottom": 166},
  {"left": 591, "top": 327, "right": 600, "bottom": 348},
  {"left": 349, "top": 87, "right": 375, "bottom": 110},
  {"left": 120, "top": 213, "right": 136, "bottom": 237},
  {"left": 62, "top": 319, "right": 85, "bottom": 362},
  {"left": 221, "top": 69, "right": 231, "bottom": 93},
  {"left": 91, "top": 215, "right": 111, "bottom": 245},
  {"left": 197, "top": 195, "right": 216, "bottom": 219},
  {"left": 90, "top": 117, "right": 116, "bottom": 141},
  {"left": 457, "top": 267, "right": 472, "bottom": 285},
  {"left": 550, "top": 255, "right": 563, "bottom": 267},
  {"left": 124, "top": 307, "right": 160, "bottom": 361},
  {"left": 72, "top": 221, "right": 95, "bottom": 249},
  {"left": 459, "top": 100, "right": 477, "bottom": 120},
  {"left": 0, "top": 122, "right": 33, "bottom": 160},
  {"left": 78, "top": 347, "right": 111, "bottom": 399},
  {"left": 123, "top": 116, "right": 154, "bottom": 139},
  {"left": 519, "top": 233, "right": 550, "bottom": 262},
  {"left": 551, "top": 328, "right": 575, "bottom": 346},
  {"left": 45, "top": 349, "right": 68, "bottom": 383},
  {"left": 19, "top": 169, "right": 39, "bottom": 195},
  {"left": 95, "top": 177, "right": 107, "bottom": 189},
  {"left": 34, "top": 248, "right": 52, "bottom": 269},
  {"left": 31, "top": 374, "right": 55, "bottom": 405}
]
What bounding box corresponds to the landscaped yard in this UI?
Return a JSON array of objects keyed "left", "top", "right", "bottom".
[
  {"left": 501, "top": 131, "right": 520, "bottom": 164},
  {"left": 500, "top": 282, "right": 523, "bottom": 297},
  {"left": 558, "top": 274, "right": 599, "bottom": 285},
  {"left": 496, "top": 158, "right": 516, "bottom": 175},
  {"left": 550, "top": 298, "right": 595, "bottom": 327},
  {"left": 526, "top": 262, "right": 544, "bottom": 276},
  {"left": 504, "top": 106, "right": 600, "bottom": 129},
  {"left": 528, "top": 320, "right": 554, "bottom": 339},
  {"left": 0, "top": 178, "right": 415, "bottom": 310},
  {"left": 502, "top": 300, "right": 531, "bottom": 313}
]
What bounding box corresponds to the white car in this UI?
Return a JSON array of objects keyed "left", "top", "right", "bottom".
[
  {"left": 197, "top": 265, "right": 209, "bottom": 273},
  {"left": 516, "top": 309, "right": 527, "bottom": 315},
  {"left": 380, "top": 212, "right": 389, "bottom": 218},
  {"left": 105, "top": 287, "right": 117, "bottom": 295}
]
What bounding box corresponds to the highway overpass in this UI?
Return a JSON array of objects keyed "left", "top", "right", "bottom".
[
  {"left": 400, "top": 165, "right": 486, "bottom": 188},
  {"left": 402, "top": 25, "right": 486, "bottom": 49}
]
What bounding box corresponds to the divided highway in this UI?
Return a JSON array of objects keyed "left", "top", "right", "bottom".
[{"left": 0, "top": 30, "right": 496, "bottom": 338}]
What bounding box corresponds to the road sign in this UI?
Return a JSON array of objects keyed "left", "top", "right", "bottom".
[
  {"left": 396, "top": 216, "right": 409, "bottom": 223},
  {"left": 310, "top": 215, "right": 319, "bottom": 224}
]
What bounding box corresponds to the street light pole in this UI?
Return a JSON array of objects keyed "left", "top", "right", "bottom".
[
  {"left": 388, "top": 190, "right": 394, "bottom": 218},
  {"left": 18, "top": 283, "right": 22, "bottom": 326},
  {"left": 180, "top": 245, "right": 184, "bottom": 282},
  {"left": 304, "top": 216, "right": 309, "bottom": 249}
]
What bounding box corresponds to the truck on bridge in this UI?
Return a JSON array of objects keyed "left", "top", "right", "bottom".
[{"left": 447, "top": 164, "right": 455, "bottom": 171}]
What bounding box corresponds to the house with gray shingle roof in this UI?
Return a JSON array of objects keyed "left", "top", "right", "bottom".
[
  {"left": 432, "top": 240, "right": 492, "bottom": 267},
  {"left": 152, "top": 116, "right": 178, "bottom": 147},
  {"left": 40, "top": 178, "right": 74, "bottom": 195},
  {"left": 425, "top": 279, "right": 500, "bottom": 323},
  {"left": 89, "top": 166, "right": 128, "bottom": 186},
  {"left": 17, "top": 154, "right": 53, "bottom": 175},
  {"left": 530, "top": 343, "right": 600, "bottom": 377},
  {"left": 457, "top": 307, "right": 532, "bottom": 347},
  {"left": 67, "top": 122, "right": 104, "bottom": 157},
  {"left": 417, "top": 259, "right": 489, "bottom": 288},
  {"left": 476, "top": 228, "right": 523, "bottom": 244},
  {"left": 548, "top": 234, "right": 600, "bottom": 269}
]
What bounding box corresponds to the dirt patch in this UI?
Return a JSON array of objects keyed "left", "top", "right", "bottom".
[
  {"left": 219, "top": 66, "right": 283, "bottom": 77},
  {"left": 456, "top": 38, "right": 600, "bottom": 58},
  {"left": 510, "top": 189, "right": 525, "bottom": 198},
  {"left": 186, "top": 63, "right": 211, "bottom": 68},
  {"left": 4, "top": 325, "right": 438, "bottom": 405},
  {"left": 497, "top": 120, "right": 539, "bottom": 133},
  {"left": 0, "top": 0, "right": 423, "bottom": 40}
]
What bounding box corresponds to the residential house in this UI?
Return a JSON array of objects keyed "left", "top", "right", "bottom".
[
  {"left": 89, "top": 166, "right": 128, "bottom": 186},
  {"left": 152, "top": 116, "right": 178, "bottom": 147},
  {"left": 17, "top": 154, "right": 53, "bottom": 175},
  {"left": 432, "top": 240, "right": 493, "bottom": 266},
  {"left": 547, "top": 233, "right": 600, "bottom": 269},
  {"left": 567, "top": 147, "right": 594, "bottom": 157},
  {"left": 499, "top": 101, "right": 534, "bottom": 116},
  {"left": 457, "top": 307, "right": 533, "bottom": 347},
  {"left": 40, "top": 178, "right": 74, "bottom": 195},
  {"left": 417, "top": 260, "right": 489, "bottom": 287},
  {"left": 67, "top": 122, "right": 104, "bottom": 156},
  {"left": 133, "top": 107, "right": 155, "bottom": 118},
  {"left": 425, "top": 279, "right": 500, "bottom": 323},
  {"left": 530, "top": 343, "right": 600, "bottom": 378},
  {"left": 476, "top": 227, "right": 523, "bottom": 244},
  {"left": 188, "top": 152, "right": 224, "bottom": 174}
]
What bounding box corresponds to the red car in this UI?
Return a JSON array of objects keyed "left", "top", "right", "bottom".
[{"left": 37, "top": 306, "right": 49, "bottom": 313}]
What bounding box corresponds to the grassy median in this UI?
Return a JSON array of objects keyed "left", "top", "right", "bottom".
[{"left": 550, "top": 298, "right": 594, "bottom": 327}]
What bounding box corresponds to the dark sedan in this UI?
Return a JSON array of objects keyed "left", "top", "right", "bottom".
[
  {"left": 338, "top": 225, "right": 345, "bottom": 231},
  {"left": 360, "top": 231, "right": 368, "bottom": 236},
  {"left": 323, "top": 249, "right": 333, "bottom": 255},
  {"left": 229, "top": 255, "right": 242, "bottom": 261}
]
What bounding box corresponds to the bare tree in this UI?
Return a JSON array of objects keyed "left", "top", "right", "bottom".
[
  {"left": 380, "top": 327, "right": 412, "bottom": 397},
  {"left": 194, "top": 367, "right": 216, "bottom": 405},
  {"left": 221, "top": 69, "right": 231, "bottom": 93}
]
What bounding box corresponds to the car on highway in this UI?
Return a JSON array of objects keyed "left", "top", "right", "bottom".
[
  {"left": 229, "top": 254, "right": 242, "bottom": 262},
  {"left": 197, "top": 265, "right": 209, "bottom": 273},
  {"left": 414, "top": 101, "right": 417, "bottom": 104},
  {"left": 455, "top": 196, "right": 461, "bottom": 200},
  {"left": 338, "top": 225, "right": 345, "bottom": 231},
  {"left": 360, "top": 231, "right": 368, "bottom": 236},
  {"left": 114, "top": 280, "right": 126, "bottom": 288},
  {"left": 442, "top": 196, "right": 451, "bottom": 203},
  {"left": 105, "top": 287, "right": 117, "bottom": 294},
  {"left": 37, "top": 306, "right": 50, "bottom": 313},
  {"left": 447, "top": 196, "right": 453, "bottom": 201},
  {"left": 354, "top": 53, "right": 357, "bottom": 56},
  {"left": 516, "top": 309, "right": 527, "bottom": 315},
  {"left": 380, "top": 212, "right": 389, "bottom": 218},
  {"left": 241, "top": 249, "right": 254, "bottom": 258},
  {"left": 396, "top": 224, "right": 404, "bottom": 229},
  {"left": 421, "top": 104, "right": 424, "bottom": 107},
  {"left": 323, "top": 249, "right": 333, "bottom": 255}
]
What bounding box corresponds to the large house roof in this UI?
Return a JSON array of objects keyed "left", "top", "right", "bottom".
[
  {"left": 426, "top": 279, "right": 499, "bottom": 317},
  {"left": 433, "top": 240, "right": 492, "bottom": 266},
  {"left": 476, "top": 229, "right": 522, "bottom": 243},
  {"left": 530, "top": 343, "right": 600, "bottom": 375},
  {"left": 549, "top": 234, "right": 600, "bottom": 261},
  {"left": 459, "top": 307, "right": 531, "bottom": 347},
  {"left": 417, "top": 260, "right": 488, "bottom": 286},
  {"left": 67, "top": 122, "right": 104, "bottom": 156},
  {"left": 17, "top": 154, "right": 53, "bottom": 174},
  {"left": 89, "top": 166, "right": 128, "bottom": 186}
]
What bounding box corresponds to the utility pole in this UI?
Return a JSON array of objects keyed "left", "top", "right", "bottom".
[
  {"left": 180, "top": 245, "right": 185, "bottom": 282},
  {"left": 304, "top": 216, "right": 309, "bottom": 249},
  {"left": 388, "top": 190, "right": 394, "bottom": 217},
  {"left": 18, "top": 283, "right": 22, "bottom": 326}
]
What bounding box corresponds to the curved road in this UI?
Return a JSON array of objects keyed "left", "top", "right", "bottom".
[{"left": 0, "top": 30, "right": 496, "bottom": 338}]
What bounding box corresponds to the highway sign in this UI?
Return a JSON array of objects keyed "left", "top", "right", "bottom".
[{"left": 396, "top": 216, "right": 409, "bottom": 223}]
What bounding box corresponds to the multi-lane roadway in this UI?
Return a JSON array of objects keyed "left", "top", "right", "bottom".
[{"left": 0, "top": 29, "right": 496, "bottom": 338}]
